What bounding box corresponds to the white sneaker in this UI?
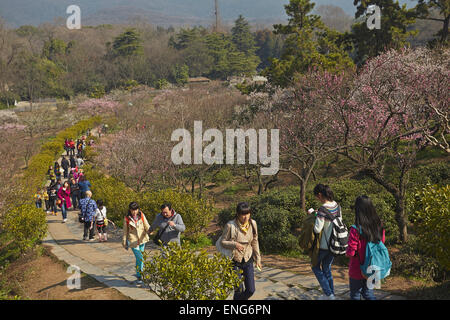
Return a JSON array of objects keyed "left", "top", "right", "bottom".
[
  {"left": 329, "top": 294, "right": 336, "bottom": 300},
  {"left": 63, "top": 219, "right": 67, "bottom": 222}
]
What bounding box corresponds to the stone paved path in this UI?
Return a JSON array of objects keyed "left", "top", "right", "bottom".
[{"left": 43, "top": 140, "right": 406, "bottom": 301}]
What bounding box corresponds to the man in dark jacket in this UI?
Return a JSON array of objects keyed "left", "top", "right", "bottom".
[
  {"left": 70, "top": 155, "right": 76, "bottom": 169},
  {"left": 61, "top": 156, "right": 70, "bottom": 179}
]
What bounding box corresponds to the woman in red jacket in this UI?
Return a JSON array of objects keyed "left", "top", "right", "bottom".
[
  {"left": 57, "top": 181, "right": 72, "bottom": 223},
  {"left": 346, "top": 195, "right": 385, "bottom": 300}
]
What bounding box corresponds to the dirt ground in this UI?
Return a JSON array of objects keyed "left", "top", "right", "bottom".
[{"left": 1, "top": 246, "right": 129, "bottom": 300}]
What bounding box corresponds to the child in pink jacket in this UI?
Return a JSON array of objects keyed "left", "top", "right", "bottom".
[{"left": 346, "top": 195, "right": 385, "bottom": 300}]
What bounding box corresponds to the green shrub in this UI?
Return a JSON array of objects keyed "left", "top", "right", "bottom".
[
  {"left": 329, "top": 179, "right": 399, "bottom": 244},
  {"left": 409, "top": 162, "right": 450, "bottom": 187},
  {"left": 218, "top": 208, "right": 234, "bottom": 227},
  {"left": 84, "top": 166, "right": 216, "bottom": 241},
  {"left": 141, "top": 242, "right": 242, "bottom": 300},
  {"left": 410, "top": 184, "right": 450, "bottom": 271},
  {"left": 250, "top": 186, "right": 306, "bottom": 229},
  {"left": 155, "top": 79, "right": 169, "bottom": 90},
  {"left": 391, "top": 235, "right": 448, "bottom": 281},
  {"left": 213, "top": 168, "right": 233, "bottom": 185},
  {"left": 2, "top": 204, "right": 47, "bottom": 253},
  {"left": 140, "top": 189, "right": 216, "bottom": 242},
  {"left": 88, "top": 83, "right": 106, "bottom": 98},
  {"left": 251, "top": 203, "right": 299, "bottom": 253},
  {"left": 120, "top": 79, "right": 139, "bottom": 91}
]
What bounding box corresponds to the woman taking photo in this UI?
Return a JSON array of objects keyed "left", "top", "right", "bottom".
[
  {"left": 311, "top": 183, "right": 341, "bottom": 300},
  {"left": 122, "top": 202, "right": 151, "bottom": 285},
  {"left": 220, "top": 202, "right": 262, "bottom": 300}
]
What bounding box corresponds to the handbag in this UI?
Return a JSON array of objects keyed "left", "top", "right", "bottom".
[
  {"left": 216, "top": 219, "right": 257, "bottom": 259},
  {"left": 215, "top": 220, "right": 238, "bottom": 259},
  {"left": 153, "top": 214, "right": 176, "bottom": 245}
]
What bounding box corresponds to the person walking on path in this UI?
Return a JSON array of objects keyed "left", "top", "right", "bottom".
[
  {"left": 47, "top": 182, "right": 58, "bottom": 216},
  {"left": 95, "top": 199, "right": 108, "bottom": 242},
  {"left": 79, "top": 190, "right": 97, "bottom": 241},
  {"left": 64, "top": 139, "right": 70, "bottom": 156},
  {"left": 43, "top": 188, "right": 49, "bottom": 213},
  {"left": 76, "top": 155, "right": 84, "bottom": 168},
  {"left": 311, "top": 184, "right": 341, "bottom": 300},
  {"left": 150, "top": 203, "right": 185, "bottom": 247},
  {"left": 34, "top": 189, "right": 42, "bottom": 209},
  {"left": 54, "top": 162, "right": 62, "bottom": 181},
  {"left": 78, "top": 175, "right": 91, "bottom": 199},
  {"left": 346, "top": 195, "right": 386, "bottom": 300},
  {"left": 69, "top": 178, "right": 80, "bottom": 210},
  {"left": 220, "top": 202, "right": 262, "bottom": 300},
  {"left": 70, "top": 155, "right": 76, "bottom": 169},
  {"left": 122, "top": 202, "right": 151, "bottom": 284},
  {"left": 61, "top": 156, "right": 70, "bottom": 179},
  {"left": 47, "top": 165, "right": 56, "bottom": 185},
  {"left": 57, "top": 181, "right": 71, "bottom": 223},
  {"left": 69, "top": 139, "right": 76, "bottom": 156}
]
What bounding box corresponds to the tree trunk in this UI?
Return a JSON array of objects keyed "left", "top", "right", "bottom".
[
  {"left": 300, "top": 180, "right": 306, "bottom": 212},
  {"left": 442, "top": 15, "right": 449, "bottom": 43},
  {"left": 198, "top": 174, "right": 203, "bottom": 199},
  {"left": 394, "top": 194, "right": 408, "bottom": 243}
]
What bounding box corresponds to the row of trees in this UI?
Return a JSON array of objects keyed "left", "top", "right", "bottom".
[
  {"left": 243, "top": 47, "right": 449, "bottom": 243},
  {"left": 0, "top": 0, "right": 448, "bottom": 107}
]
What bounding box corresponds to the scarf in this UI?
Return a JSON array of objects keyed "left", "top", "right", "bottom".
[{"left": 237, "top": 219, "right": 250, "bottom": 234}]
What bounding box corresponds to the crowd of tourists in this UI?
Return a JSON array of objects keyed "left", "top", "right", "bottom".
[{"left": 37, "top": 131, "right": 389, "bottom": 300}]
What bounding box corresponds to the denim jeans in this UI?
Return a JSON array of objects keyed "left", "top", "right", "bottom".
[
  {"left": 131, "top": 243, "right": 146, "bottom": 279},
  {"left": 61, "top": 203, "right": 67, "bottom": 220},
  {"left": 312, "top": 249, "right": 335, "bottom": 296},
  {"left": 349, "top": 278, "right": 376, "bottom": 300},
  {"left": 233, "top": 257, "right": 256, "bottom": 300},
  {"left": 71, "top": 193, "right": 80, "bottom": 209}
]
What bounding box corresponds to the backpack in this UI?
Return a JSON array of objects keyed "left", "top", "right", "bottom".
[
  {"left": 216, "top": 219, "right": 256, "bottom": 259},
  {"left": 319, "top": 206, "right": 349, "bottom": 256},
  {"left": 351, "top": 225, "right": 392, "bottom": 280}
]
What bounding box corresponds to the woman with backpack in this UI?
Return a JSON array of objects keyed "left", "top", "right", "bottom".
[
  {"left": 311, "top": 184, "right": 341, "bottom": 300},
  {"left": 346, "top": 195, "right": 387, "bottom": 300},
  {"left": 95, "top": 199, "right": 108, "bottom": 242},
  {"left": 122, "top": 202, "right": 151, "bottom": 285},
  {"left": 220, "top": 202, "right": 262, "bottom": 300}
]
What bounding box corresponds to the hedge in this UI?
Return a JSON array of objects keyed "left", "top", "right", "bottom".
[
  {"left": 21, "top": 116, "right": 102, "bottom": 197},
  {"left": 83, "top": 165, "right": 216, "bottom": 242}
]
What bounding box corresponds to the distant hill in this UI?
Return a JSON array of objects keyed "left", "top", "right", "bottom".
[{"left": 0, "top": 0, "right": 415, "bottom": 28}]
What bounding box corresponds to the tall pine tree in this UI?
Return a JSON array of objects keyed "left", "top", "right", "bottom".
[
  {"left": 264, "top": 0, "right": 354, "bottom": 87},
  {"left": 350, "top": 0, "right": 417, "bottom": 65}
]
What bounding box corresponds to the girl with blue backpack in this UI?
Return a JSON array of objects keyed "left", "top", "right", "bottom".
[{"left": 346, "top": 195, "right": 391, "bottom": 300}]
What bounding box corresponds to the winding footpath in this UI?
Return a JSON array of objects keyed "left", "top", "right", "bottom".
[{"left": 42, "top": 140, "right": 406, "bottom": 301}]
